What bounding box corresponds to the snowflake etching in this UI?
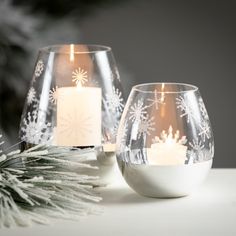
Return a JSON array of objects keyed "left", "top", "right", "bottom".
[
  {"left": 209, "top": 142, "right": 214, "bottom": 158},
  {"left": 152, "top": 126, "right": 187, "bottom": 145},
  {"left": 137, "top": 115, "right": 155, "bottom": 139},
  {"left": 21, "top": 110, "right": 51, "bottom": 144},
  {"left": 119, "top": 121, "right": 128, "bottom": 140},
  {"left": 115, "top": 68, "right": 121, "bottom": 81},
  {"left": 133, "top": 150, "right": 147, "bottom": 164},
  {"left": 176, "top": 96, "right": 193, "bottom": 123},
  {"left": 110, "top": 121, "right": 120, "bottom": 139},
  {"left": 0, "top": 134, "right": 3, "bottom": 154},
  {"left": 129, "top": 99, "right": 147, "bottom": 122},
  {"left": 111, "top": 67, "right": 120, "bottom": 81},
  {"left": 117, "top": 121, "right": 129, "bottom": 155},
  {"left": 72, "top": 68, "right": 88, "bottom": 86},
  {"left": 188, "top": 135, "right": 215, "bottom": 163},
  {"left": 110, "top": 70, "right": 115, "bottom": 81},
  {"left": 189, "top": 138, "right": 205, "bottom": 153},
  {"left": 147, "top": 89, "right": 165, "bottom": 110},
  {"left": 199, "top": 97, "right": 208, "bottom": 120},
  {"left": 187, "top": 149, "right": 205, "bottom": 163},
  {"left": 198, "top": 120, "right": 211, "bottom": 142},
  {"left": 49, "top": 86, "right": 58, "bottom": 104},
  {"left": 32, "top": 99, "right": 40, "bottom": 110},
  {"left": 105, "top": 87, "right": 124, "bottom": 113},
  {"left": 27, "top": 87, "right": 36, "bottom": 105},
  {"left": 34, "top": 60, "right": 44, "bottom": 77}
]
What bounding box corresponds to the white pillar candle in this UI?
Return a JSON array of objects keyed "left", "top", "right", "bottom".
[
  {"left": 147, "top": 126, "right": 187, "bottom": 165},
  {"left": 56, "top": 86, "right": 101, "bottom": 146}
]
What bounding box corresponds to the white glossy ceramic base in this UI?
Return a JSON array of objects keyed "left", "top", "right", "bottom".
[
  {"left": 118, "top": 159, "right": 212, "bottom": 198},
  {"left": 78, "top": 149, "right": 119, "bottom": 186}
]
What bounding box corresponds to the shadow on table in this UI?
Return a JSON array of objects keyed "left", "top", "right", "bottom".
[{"left": 100, "top": 187, "right": 179, "bottom": 205}]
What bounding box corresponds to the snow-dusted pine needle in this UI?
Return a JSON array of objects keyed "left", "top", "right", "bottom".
[{"left": 0, "top": 137, "right": 102, "bottom": 227}]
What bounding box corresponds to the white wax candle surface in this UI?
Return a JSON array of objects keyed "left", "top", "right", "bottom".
[
  {"left": 56, "top": 86, "right": 101, "bottom": 146},
  {"left": 147, "top": 126, "right": 187, "bottom": 165}
]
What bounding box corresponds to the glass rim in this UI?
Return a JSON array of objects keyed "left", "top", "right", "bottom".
[
  {"left": 132, "top": 82, "right": 199, "bottom": 94},
  {"left": 39, "top": 44, "right": 112, "bottom": 54}
]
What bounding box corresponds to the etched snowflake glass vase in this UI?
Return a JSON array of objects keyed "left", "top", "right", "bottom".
[
  {"left": 116, "top": 83, "right": 214, "bottom": 198},
  {"left": 19, "top": 44, "right": 125, "bottom": 152}
]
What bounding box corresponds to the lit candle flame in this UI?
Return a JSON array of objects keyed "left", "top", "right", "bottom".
[
  {"left": 70, "top": 44, "right": 74, "bottom": 62},
  {"left": 161, "top": 83, "right": 165, "bottom": 117},
  {"left": 70, "top": 44, "right": 82, "bottom": 89},
  {"left": 161, "top": 83, "right": 165, "bottom": 102}
]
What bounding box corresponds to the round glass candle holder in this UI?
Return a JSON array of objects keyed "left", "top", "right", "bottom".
[
  {"left": 116, "top": 83, "right": 214, "bottom": 197},
  {"left": 19, "top": 44, "right": 125, "bottom": 184}
]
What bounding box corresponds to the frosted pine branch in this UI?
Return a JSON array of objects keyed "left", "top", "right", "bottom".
[{"left": 0, "top": 137, "right": 102, "bottom": 227}]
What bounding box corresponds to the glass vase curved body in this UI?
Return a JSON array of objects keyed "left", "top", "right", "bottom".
[
  {"left": 19, "top": 45, "right": 125, "bottom": 184},
  {"left": 116, "top": 83, "right": 214, "bottom": 198}
]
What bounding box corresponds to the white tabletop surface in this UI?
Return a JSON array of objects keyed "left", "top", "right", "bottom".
[{"left": 1, "top": 169, "right": 236, "bottom": 236}]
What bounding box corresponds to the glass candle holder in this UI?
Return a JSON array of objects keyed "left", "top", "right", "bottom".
[
  {"left": 19, "top": 44, "right": 125, "bottom": 184},
  {"left": 116, "top": 83, "right": 214, "bottom": 197}
]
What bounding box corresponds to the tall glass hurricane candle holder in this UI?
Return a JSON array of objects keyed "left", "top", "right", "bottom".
[
  {"left": 116, "top": 83, "right": 214, "bottom": 197},
  {"left": 19, "top": 44, "right": 125, "bottom": 184}
]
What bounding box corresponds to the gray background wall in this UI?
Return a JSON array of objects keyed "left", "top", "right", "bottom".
[
  {"left": 0, "top": 0, "right": 235, "bottom": 168},
  {"left": 79, "top": 0, "right": 236, "bottom": 168}
]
